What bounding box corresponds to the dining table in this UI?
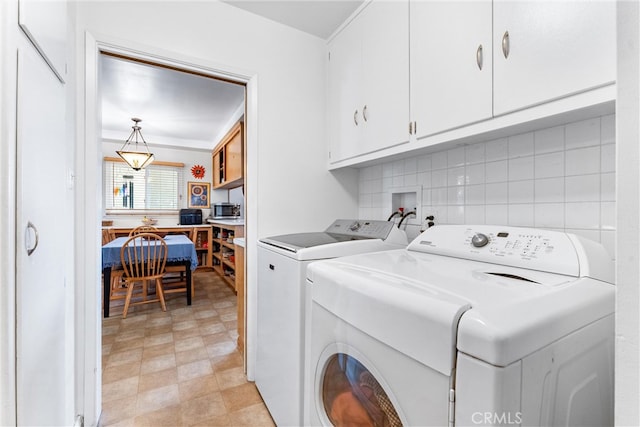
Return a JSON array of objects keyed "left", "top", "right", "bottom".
[{"left": 102, "top": 234, "right": 198, "bottom": 318}]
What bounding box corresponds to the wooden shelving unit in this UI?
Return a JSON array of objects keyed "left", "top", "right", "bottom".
[{"left": 210, "top": 223, "right": 244, "bottom": 291}]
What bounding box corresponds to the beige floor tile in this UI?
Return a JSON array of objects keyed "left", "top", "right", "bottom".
[
  {"left": 173, "top": 319, "right": 199, "bottom": 331},
  {"left": 135, "top": 384, "right": 180, "bottom": 416},
  {"left": 174, "top": 336, "right": 205, "bottom": 352},
  {"left": 221, "top": 383, "right": 264, "bottom": 413},
  {"left": 177, "top": 358, "right": 213, "bottom": 383},
  {"left": 210, "top": 352, "right": 243, "bottom": 371},
  {"left": 100, "top": 396, "right": 138, "bottom": 426},
  {"left": 172, "top": 327, "right": 202, "bottom": 341},
  {"left": 140, "top": 353, "right": 176, "bottom": 375},
  {"left": 205, "top": 340, "right": 237, "bottom": 358},
  {"left": 178, "top": 374, "right": 220, "bottom": 402},
  {"left": 141, "top": 342, "right": 175, "bottom": 360},
  {"left": 193, "top": 309, "right": 218, "bottom": 320},
  {"left": 179, "top": 392, "right": 227, "bottom": 425},
  {"left": 103, "top": 377, "right": 139, "bottom": 403},
  {"left": 132, "top": 405, "right": 182, "bottom": 427},
  {"left": 103, "top": 361, "right": 141, "bottom": 385},
  {"left": 175, "top": 346, "right": 209, "bottom": 366},
  {"left": 214, "top": 367, "right": 247, "bottom": 391},
  {"left": 199, "top": 321, "right": 227, "bottom": 336},
  {"left": 107, "top": 348, "right": 144, "bottom": 368},
  {"left": 137, "top": 368, "right": 178, "bottom": 394},
  {"left": 143, "top": 332, "right": 174, "bottom": 348},
  {"left": 201, "top": 332, "right": 231, "bottom": 347},
  {"left": 228, "top": 403, "right": 276, "bottom": 427},
  {"left": 143, "top": 324, "right": 173, "bottom": 337},
  {"left": 110, "top": 337, "right": 145, "bottom": 354}
]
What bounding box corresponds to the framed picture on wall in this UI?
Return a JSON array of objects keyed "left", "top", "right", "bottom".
[{"left": 188, "top": 181, "right": 210, "bottom": 208}]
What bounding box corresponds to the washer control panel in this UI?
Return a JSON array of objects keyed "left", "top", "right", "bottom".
[
  {"left": 325, "top": 219, "right": 395, "bottom": 239},
  {"left": 408, "top": 225, "right": 581, "bottom": 277}
]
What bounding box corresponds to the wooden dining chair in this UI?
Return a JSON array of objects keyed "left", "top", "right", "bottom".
[
  {"left": 129, "top": 225, "right": 159, "bottom": 236},
  {"left": 119, "top": 232, "right": 168, "bottom": 319}
]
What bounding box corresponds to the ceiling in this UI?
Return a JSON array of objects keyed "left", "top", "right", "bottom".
[{"left": 100, "top": 1, "right": 363, "bottom": 151}]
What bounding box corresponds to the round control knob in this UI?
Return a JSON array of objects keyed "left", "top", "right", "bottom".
[{"left": 471, "top": 233, "right": 490, "bottom": 248}]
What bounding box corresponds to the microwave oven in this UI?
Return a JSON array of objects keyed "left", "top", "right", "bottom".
[{"left": 212, "top": 202, "right": 240, "bottom": 219}]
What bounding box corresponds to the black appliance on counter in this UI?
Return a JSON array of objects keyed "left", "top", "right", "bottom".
[{"left": 179, "top": 208, "right": 203, "bottom": 225}]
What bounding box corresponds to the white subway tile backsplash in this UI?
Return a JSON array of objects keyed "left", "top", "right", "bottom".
[
  {"left": 565, "top": 175, "right": 600, "bottom": 202},
  {"left": 465, "top": 143, "right": 485, "bottom": 165},
  {"left": 432, "top": 151, "right": 448, "bottom": 170},
  {"left": 485, "top": 138, "right": 509, "bottom": 162},
  {"left": 418, "top": 154, "right": 432, "bottom": 172},
  {"left": 534, "top": 126, "right": 564, "bottom": 154},
  {"left": 565, "top": 202, "right": 601, "bottom": 229},
  {"left": 448, "top": 147, "right": 466, "bottom": 167},
  {"left": 601, "top": 173, "right": 615, "bottom": 202},
  {"left": 508, "top": 133, "right": 535, "bottom": 158},
  {"left": 601, "top": 144, "right": 615, "bottom": 173},
  {"left": 565, "top": 146, "right": 601, "bottom": 176},
  {"left": 535, "top": 177, "right": 565, "bottom": 203},
  {"left": 566, "top": 118, "right": 600, "bottom": 149},
  {"left": 357, "top": 115, "right": 616, "bottom": 252},
  {"left": 465, "top": 184, "right": 485, "bottom": 205},
  {"left": 448, "top": 187, "right": 465, "bottom": 205},
  {"left": 601, "top": 201, "right": 616, "bottom": 230},
  {"left": 466, "top": 163, "right": 485, "bottom": 185},
  {"left": 485, "top": 160, "right": 508, "bottom": 183},
  {"left": 485, "top": 204, "right": 509, "bottom": 225},
  {"left": 508, "top": 204, "right": 534, "bottom": 227},
  {"left": 508, "top": 180, "right": 534, "bottom": 204},
  {"left": 509, "top": 156, "right": 535, "bottom": 181},
  {"left": 534, "top": 203, "right": 565, "bottom": 228},
  {"left": 535, "top": 152, "right": 565, "bottom": 178},
  {"left": 485, "top": 182, "right": 509, "bottom": 204},
  {"left": 432, "top": 169, "right": 448, "bottom": 188},
  {"left": 601, "top": 115, "right": 615, "bottom": 145},
  {"left": 448, "top": 167, "right": 466, "bottom": 186}
]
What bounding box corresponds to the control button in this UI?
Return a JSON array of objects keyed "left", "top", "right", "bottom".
[
  {"left": 471, "top": 233, "right": 490, "bottom": 248},
  {"left": 349, "top": 221, "right": 361, "bottom": 231}
]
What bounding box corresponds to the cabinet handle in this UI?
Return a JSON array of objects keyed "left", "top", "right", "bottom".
[
  {"left": 362, "top": 105, "right": 368, "bottom": 122},
  {"left": 476, "top": 44, "right": 483, "bottom": 70},
  {"left": 353, "top": 109, "right": 359, "bottom": 126},
  {"left": 501, "top": 31, "right": 510, "bottom": 59},
  {"left": 25, "top": 221, "right": 39, "bottom": 256}
]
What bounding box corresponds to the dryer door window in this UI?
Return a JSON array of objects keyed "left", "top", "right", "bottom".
[{"left": 321, "top": 353, "right": 403, "bottom": 427}]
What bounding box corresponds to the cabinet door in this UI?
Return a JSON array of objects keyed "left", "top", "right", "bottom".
[
  {"left": 493, "top": 1, "right": 616, "bottom": 116},
  {"left": 361, "top": 0, "right": 409, "bottom": 152},
  {"left": 225, "top": 124, "right": 243, "bottom": 184},
  {"left": 410, "top": 0, "right": 492, "bottom": 137},
  {"left": 212, "top": 148, "right": 223, "bottom": 188},
  {"left": 327, "top": 14, "right": 363, "bottom": 163}
]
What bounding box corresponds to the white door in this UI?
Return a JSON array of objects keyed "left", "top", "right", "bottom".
[
  {"left": 410, "top": 0, "right": 492, "bottom": 138},
  {"left": 493, "top": 1, "right": 616, "bottom": 116},
  {"left": 15, "top": 45, "right": 71, "bottom": 426},
  {"left": 360, "top": 0, "right": 409, "bottom": 153}
]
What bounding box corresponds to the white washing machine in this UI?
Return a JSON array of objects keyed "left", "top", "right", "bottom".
[
  {"left": 305, "top": 225, "right": 614, "bottom": 427},
  {"left": 256, "top": 219, "right": 408, "bottom": 426}
]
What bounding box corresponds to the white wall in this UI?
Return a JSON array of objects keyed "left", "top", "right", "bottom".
[
  {"left": 75, "top": 2, "right": 358, "bottom": 424},
  {"left": 101, "top": 140, "right": 227, "bottom": 226},
  {"left": 359, "top": 115, "right": 617, "bottom": 259}
]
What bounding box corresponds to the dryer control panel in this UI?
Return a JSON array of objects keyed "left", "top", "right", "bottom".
[{"left": 407, "top": 225, "right": 613, "bottom": 281}]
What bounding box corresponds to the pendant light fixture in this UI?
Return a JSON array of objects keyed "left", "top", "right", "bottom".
[{"left": 116, "top": 117, "right": 155, "bottom": 170}]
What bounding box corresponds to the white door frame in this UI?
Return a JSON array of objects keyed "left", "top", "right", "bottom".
[{"left": 79, "top": 32, "right": 259, "bottom": 425}]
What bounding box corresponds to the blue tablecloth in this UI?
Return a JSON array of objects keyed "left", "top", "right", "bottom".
[{"left": 102, "top": 234, "right": 198, "bottom": 270}]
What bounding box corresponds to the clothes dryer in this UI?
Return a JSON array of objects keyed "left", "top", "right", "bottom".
[
  {"left": 256, "top": 219, "right": 407, "bottom": 426},
  {"left": 305, "top": 225, "right": 614, "bottom": 427}
]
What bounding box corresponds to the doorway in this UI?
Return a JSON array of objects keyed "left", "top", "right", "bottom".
[{"left": 80, "top": 35, "right": 257, "bottom": 424}]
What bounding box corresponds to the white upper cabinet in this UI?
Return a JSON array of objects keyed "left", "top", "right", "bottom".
[
  {"left": 493, "top": 1, "right": 616, "bottom": 116},
  {"left": 328, "top": 0, "right": 409, "bottom": 164},
  {"left": 410, "top": 1, "right": 493, "bottom": 138},
  {"left": 18, "top": 0, "right": 67, "bottom": 81}
]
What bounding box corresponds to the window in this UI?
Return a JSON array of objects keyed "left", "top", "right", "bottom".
[{"left": 104, "top": 159, "right": 184, "bottom": 212}]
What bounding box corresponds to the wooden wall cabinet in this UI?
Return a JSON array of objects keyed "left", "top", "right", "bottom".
[
  {"left": 211, "top": 223, "right": 244, "bottom": 290},
  {"left": 212, "top": 121, "right": 243, "bottom": 189}
]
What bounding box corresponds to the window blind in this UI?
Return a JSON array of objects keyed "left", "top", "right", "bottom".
[{"left": 104, "top": 160, "right": 183, "bottom": 211}]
